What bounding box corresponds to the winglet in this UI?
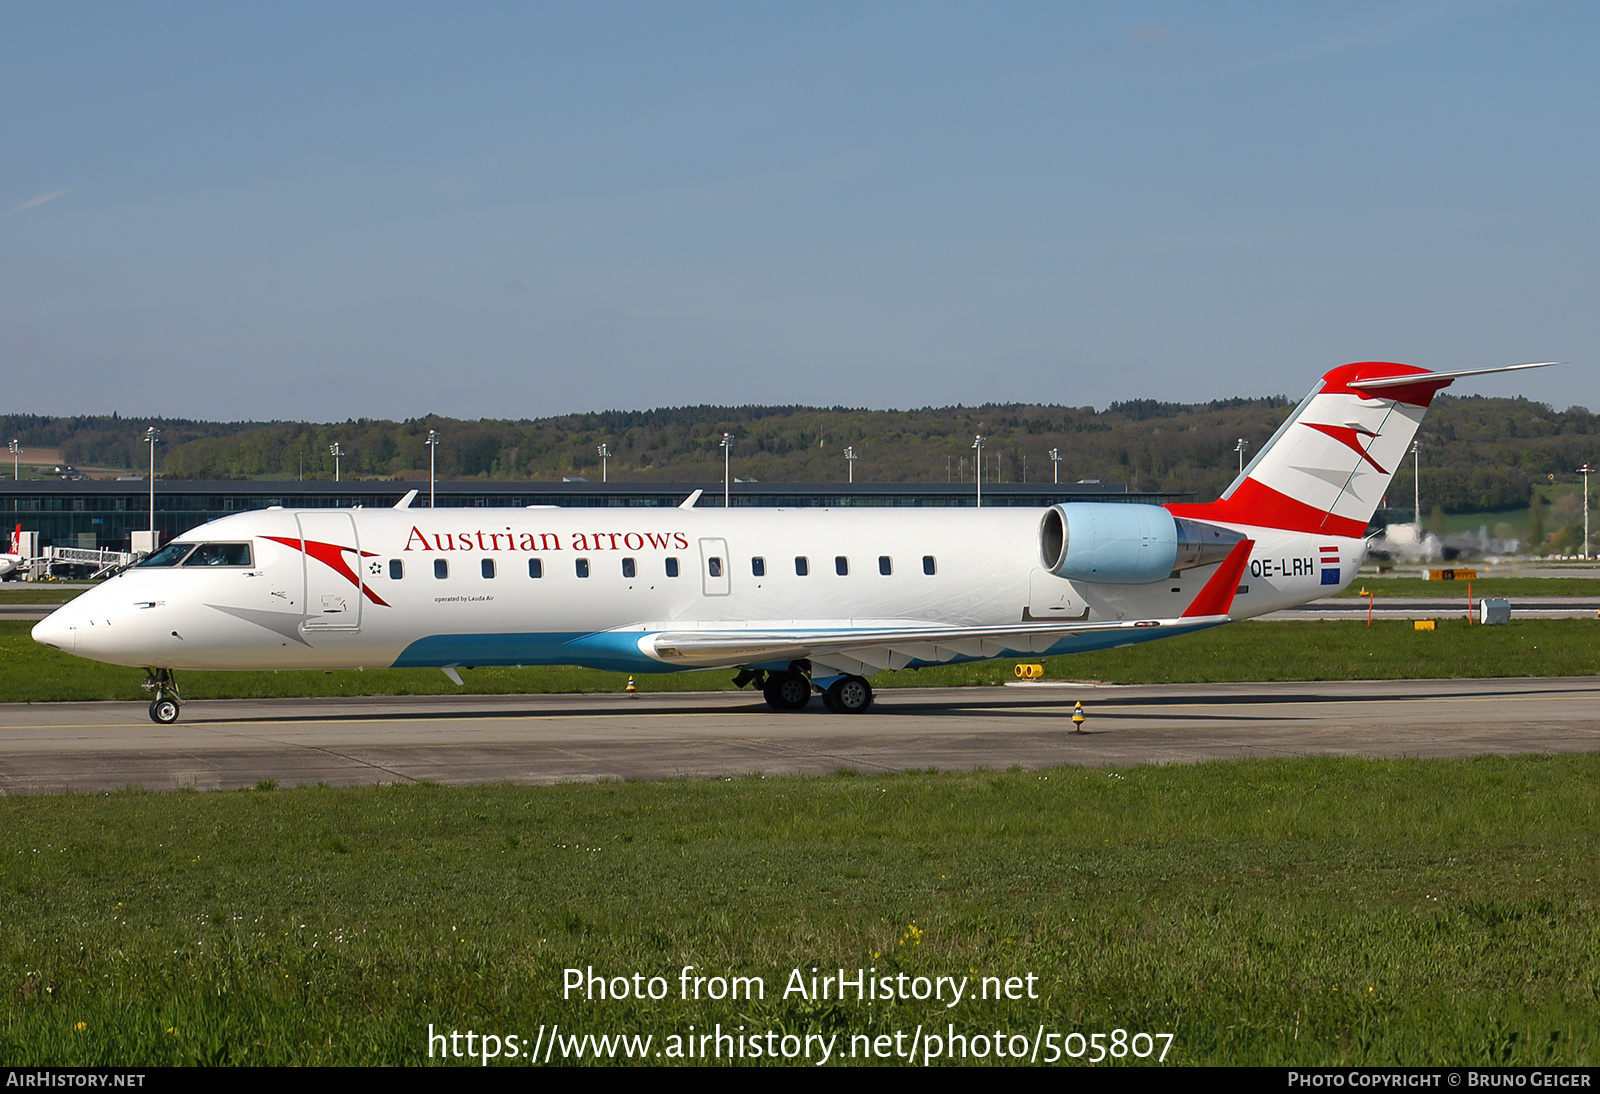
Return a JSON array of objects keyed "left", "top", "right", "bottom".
[
  {"left": 679, "top": 489, "right": 703, "bottom": 510},
  {"left": 393, "top": 489, "right": 418, "bottom": 510},
  {"left": 1181, "top": 539, "right": 1254, "bottom": 618}
]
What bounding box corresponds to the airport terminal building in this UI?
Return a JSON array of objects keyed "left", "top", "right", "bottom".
[{"left": 2, "top": 478, "right": 1174, "bottom": 551}]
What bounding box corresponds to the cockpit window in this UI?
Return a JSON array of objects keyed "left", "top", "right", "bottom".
[
  {"left": 137, "top": 542, "right": 197, "bottom": 567},
  {"left": 140, "top": 542, "right": 253, "bottom": 567},
  {"left": 182, "top": 542, "right": 254, "bottom": 567}
]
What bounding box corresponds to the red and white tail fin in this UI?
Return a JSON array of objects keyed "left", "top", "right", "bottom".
[{"left": 1168, "top": 361, "right": 1555, "bottom": 537}]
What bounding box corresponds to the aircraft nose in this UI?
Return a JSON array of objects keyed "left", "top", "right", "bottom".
[{"left": 32, "top": 610, "right": 77, "bottom": 656}]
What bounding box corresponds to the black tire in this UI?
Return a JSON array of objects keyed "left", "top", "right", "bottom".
[
  {"left": 762, "top": 672, "right": 812, "bottom": 711},
  {"left": 824, "top": 676, "right": 873, "bottom": 714},
  {"left": 149, "top": 698, "right": 180, "bottom": 725}
]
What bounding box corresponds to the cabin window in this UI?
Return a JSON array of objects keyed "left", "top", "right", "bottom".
[
  {"left": 434, "top": 559, "right": 448, "bottom": 579},
  {"left": 708, "top": 557, "right": 723, "bottom": 578},
  {"left": 665, "top": 557, "right": 679, "bottom": 578},
  {"left": 923, "top": 555, "right": 937, "bottom": 575},
  {"left": 576, "top": 558, "right": 590, "bottom": 578},
  {"left": 835, "top": 556, "right": 849, "bottom": 576},
  {"left": 622, "top": 557, "right": 636, "bottom": 578},
  {"left": 389, "top": 559, "right": 403, "bottom": 580},
  {"left": 795, "top": 556, "right": 808, "bottom": 576},
  {"left": 528, "top": 558, "right": 543, "bottom": 578},
  {"left": 751, "top": 557, "right": 765, "bottom": 577},
  {"left": 878, "top": 555, "right": 892, "bottom": 576},
  {"left": 481, "top": 558, "right": 495, "bottom": 579}
]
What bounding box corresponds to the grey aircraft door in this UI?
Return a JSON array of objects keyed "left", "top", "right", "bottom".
[{"left": 295, "top": 511, "right": 363, "bottom": 631}]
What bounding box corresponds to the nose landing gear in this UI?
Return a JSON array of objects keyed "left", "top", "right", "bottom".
[{"left": 141, "top": 668, "right": 182, "bottom": 724}]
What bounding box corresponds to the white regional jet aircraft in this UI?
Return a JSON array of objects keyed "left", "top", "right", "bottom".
[{"left": 33, "top": 361, "right": 1551, "bottom": 724}]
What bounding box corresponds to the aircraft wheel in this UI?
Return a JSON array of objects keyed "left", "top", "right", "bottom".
[
  {"left": 762, "top": 672, "right": 812, "bottom": 711},
  {"left": 824, "top": 675, "right": 873, "bottom": 714},
  {"left": 148, "top": 698, "right": 180, "bottom": 725}
]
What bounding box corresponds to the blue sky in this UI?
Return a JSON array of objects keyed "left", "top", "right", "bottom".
[{"left": 2, "top": 1, "right": 1593, "bottom": 421}]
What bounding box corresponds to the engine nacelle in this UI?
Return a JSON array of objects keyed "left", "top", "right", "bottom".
[{"left": 1039, "top": 503, "right": 1245, "bottom": 585}]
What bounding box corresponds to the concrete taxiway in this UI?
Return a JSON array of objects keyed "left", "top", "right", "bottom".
[{"left": 2, "top": 678, "right": 1596, "bottom": 794}]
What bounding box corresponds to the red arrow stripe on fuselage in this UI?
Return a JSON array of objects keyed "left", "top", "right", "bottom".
[
  {"left": 263, "top": 535, "right": 390, "bottom": 608},
  {"left": 1169, "top": 478, "right": 1369, "bottom": 538}
]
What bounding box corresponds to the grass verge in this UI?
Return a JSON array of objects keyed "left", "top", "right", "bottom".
[
  {"left": 1, "top": 756, "right": 1595, "bottom": 1066},
  {"left": 0, "top": 586, "right": 88, "bottom": 605}
]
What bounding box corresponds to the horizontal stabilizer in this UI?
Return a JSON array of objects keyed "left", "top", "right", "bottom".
[{"left": 1349, "top": 361, "right": 1557, "bottom": 390}]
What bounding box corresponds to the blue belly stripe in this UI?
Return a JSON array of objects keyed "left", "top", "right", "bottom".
[
  {"left": 392, "top": 631, "right": 660, "bottom": 673},
  {"left": 390, "top": 618, "right": 1227, "bottom": 674}
]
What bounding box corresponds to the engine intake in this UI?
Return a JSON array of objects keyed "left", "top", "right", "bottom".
[{"left": 1039, "top": 503, "right": 1246, "bottom": 585}]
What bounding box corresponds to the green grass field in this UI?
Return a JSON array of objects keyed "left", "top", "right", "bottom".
[
  {"left": 2, "top": 757, "right": 1596, "bottom": 1066},
  {"left": 0, "top": 585, "right": 87, "bottom": 605}
]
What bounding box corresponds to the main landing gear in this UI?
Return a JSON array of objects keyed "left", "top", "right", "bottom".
[
  {"left": 822, "top": 675, "right": 873, "bottom": 714},
  {"left": 141, "top": 668, "right": 182, "bottom": 724},
  {"left": 733, "top": 662, "right": 876, "bottom": 714},
  {"left": 762, "top": 671, "right": 813, "bottom": 711}
]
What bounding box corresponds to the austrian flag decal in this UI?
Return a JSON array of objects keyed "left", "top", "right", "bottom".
[{"left": 1320, "top": 545, "right": 1341, "bottom": 587}]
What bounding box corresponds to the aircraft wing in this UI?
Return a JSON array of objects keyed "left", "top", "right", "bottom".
[
  {"left": 645, "top": 539, "right": 1254, "bottom": 675},
  {"left": 646, "top": 614, "right": 1225, "bottom": 675}
]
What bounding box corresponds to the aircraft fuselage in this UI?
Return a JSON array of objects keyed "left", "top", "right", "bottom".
[{"left": 33, "top": 505, "right": 1353, "bottom": 674}]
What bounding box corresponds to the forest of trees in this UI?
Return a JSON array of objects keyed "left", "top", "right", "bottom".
[{"left": 4, "top": 392, "right": 1595, "bottom": 517}]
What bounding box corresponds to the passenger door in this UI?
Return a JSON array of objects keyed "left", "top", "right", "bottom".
[{"left": 295, "top": 512, "right": 363, "bottom": 631}]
